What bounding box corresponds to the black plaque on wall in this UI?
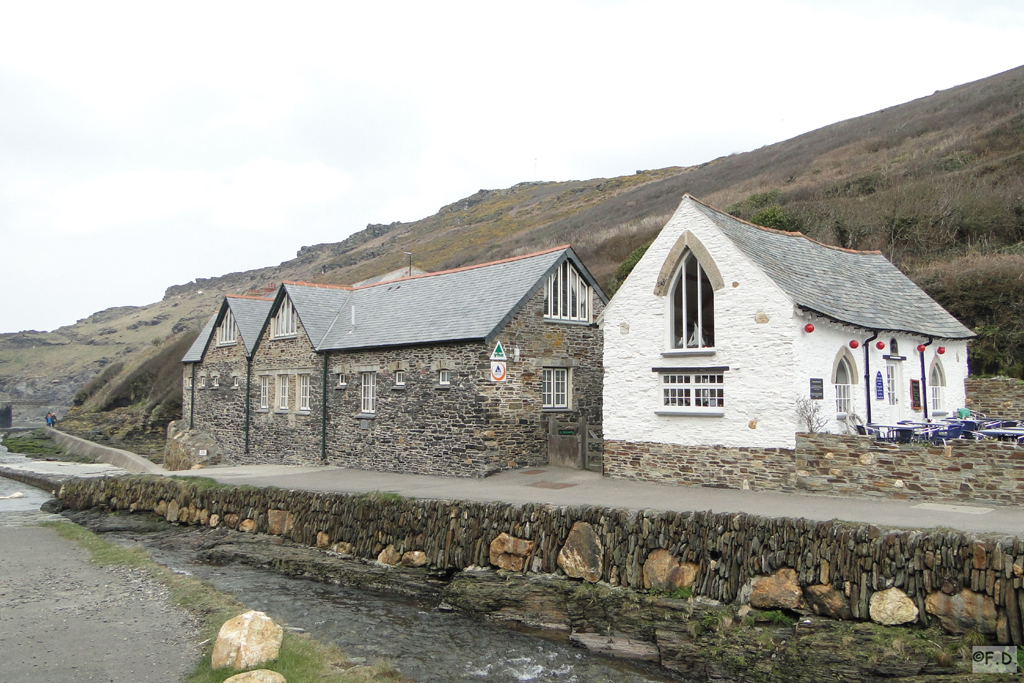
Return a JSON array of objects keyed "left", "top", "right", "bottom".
[
  {"left": 810, "top": 378, "right": 824, "bottom": 400},
  {"left": 909, "top": 379, "right": 922, "bottom": 410}
]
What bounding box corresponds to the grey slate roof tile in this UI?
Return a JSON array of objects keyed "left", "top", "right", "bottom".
[
  {"left": 182, "top": 314, "right": 217, "bottom": 362},
  {"left": 690, "top": 198, "right": 975, "bottom": 339},
  {"left": 226, "top": 296, "right": 274, "bottom": 356}
]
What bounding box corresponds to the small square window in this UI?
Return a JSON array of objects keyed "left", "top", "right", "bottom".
[
  {"left": 337, "top": 373, "right": 348, "bottom": 388},
  {"left": 198, "top": 376, "right": 206, "bottom": 389},
  {"left": 211, "top": 375, "right": 219, "bottom": 388},
  {"left": 395, "top": 370, "right": 405, "bottom": 387},
  {"left": 232, "top": 376, "right": 240, "bottom": 389},
  {"left": 438, "top": 369, "right": 450, "bottom": 386}
]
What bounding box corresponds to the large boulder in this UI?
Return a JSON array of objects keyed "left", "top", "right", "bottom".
[
  {"left": 803, "top": 584, "right": 853, "bottom": 620},
  {"left": 267, "top": 510, "right": 294, "bottom": 536},
  {"left": 925, "top": 589, "right": 998, "bottom": 635},
  {"left": 642, "top": 549, "right": 698, "bottom": 591},
  {"left": 377, "top": 544, "right": 401, "bottom": 566},
  {"left": 557, "top": 522, "right": 603, "bottom": 583},
  {"left": 402, "top": 551, "right": 429, "bottom": 567},
  {"left": 211, "top": 611, "right": 284, "bottom": 670},
  {"left": 223, "top": 671, "right": 287, "bottom": 683},
  {"left": 749, "top": 568, "right": 804, "bottom": 610},
  {"left": 489, "top": 533, "right": 535, "bottom": 572},
  {"left": 869, "top": 588, "right": 918, "bottom": 625}
]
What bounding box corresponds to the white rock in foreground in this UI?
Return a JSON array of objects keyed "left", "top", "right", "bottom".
[{"left": 212, "top": 610, "right": 284, "bottom": 670}]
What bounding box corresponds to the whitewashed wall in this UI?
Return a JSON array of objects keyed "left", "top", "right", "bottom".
[
  {"left": 602, "top": 196, "right": 973, "bottom": 451},
  {"left": 602, "top": 198, "right": 801, "bottom": 449}
]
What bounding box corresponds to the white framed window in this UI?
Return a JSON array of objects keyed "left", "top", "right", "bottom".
[
  {"left": 661, "top": 373, "right": 724, "bottom": 409},
  {"left": 337, "top": 373, "right": 348, "bottom": 388},
  {"left": 198, "top": 375, "right": 206, "bottom": 389},
  {"left": 260, "top": 376, "right": 270, "bottom": 409},
  {"left": 544, "top": 261, "right": 591, "bottom": 322},
  {"left": 930, "top": 363, "right": 945, "bottom": 413},
  {"left": 542, "top": 368, "right": 569, "bottom": 409},
  {"left": 184, "top": 376, "right": 192, "bottom": 390},
  {"left": 277, "top": 374, "right": 289, "bottom": 410},
  {"left": 218, "top": 309, "right": 238, "bottom": 345},
  {"left": 232, "top": 376, "right": 240, "bottom": 389},
  {"left": 438, "top": 369, "right": 450, "bottom": 386},
  {"left": 671, "top": 251, "right": 714, "bottom": 349},
  {"left": 834, "top": 357, "right": 853, "bottom": 415},
  {"left": 395, "top": 370, "right": 405, "bottom": 387},
  {"left": 361, "top": 372, "right": 377, "bottom": 414},
  {"left": 272, "top": 297, "right": 297, "bottom": 338},
  {"left": 211, "top": 374, "right": 220, "bottom": 388},
  {"left": 299, "top": 374, "right": 311, "bottom": 411}
]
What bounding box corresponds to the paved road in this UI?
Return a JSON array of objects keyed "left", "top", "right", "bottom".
[{"left": 168, "top": 463, "right": 1024, "bottom": 536}]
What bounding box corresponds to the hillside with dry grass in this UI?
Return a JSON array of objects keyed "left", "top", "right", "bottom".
[{"left": 3, "top": 64, "right": 1023, "bottom": 439}]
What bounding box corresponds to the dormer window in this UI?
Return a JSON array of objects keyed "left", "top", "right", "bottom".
[
  {"left": 218, "top": 309, "right": 238, "bottom": 345},
  {"left": 671, "top": 251, "right": 714, "bottom": 349},
  {"left": 272, "top": 297, "right": 297, "bottom": 338},
  {"left": 544, "top": 261, "right": 591, "bottom": 322}
]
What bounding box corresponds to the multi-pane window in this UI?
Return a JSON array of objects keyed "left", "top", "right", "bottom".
[
  {"left": 272, "top": 297, "right": 297, "bottom": 338},
  {"left": 361, "top": 372, "right": 377, "bottom": 413},
  {"left": 299, "top": 374, "right": 311, "bottom": 411},
  {"left": 218, "top": 309, "right": 238, "bottom": 345},
  {"left": 260, "top": 376, "right": 270, "bottom": 409},
  {"left": 661, "top": 373, "right": 724, "bottom": 409},
  {"left": 277, "top": 374, "right": 289, "bottom": 410},
  {"left": 834, "top": 357, "right": 853, "bottom": 415},
  {"left": 542, "top": 368, "right": 569, "bottom": 409},
  {"left": 395, "top": 371, "right": 405, "bottom": 386},
  {"left": 930, "top": 364, "right": 945, "bottom": 412},
  {"left": 544, "top": 261, "right": 590, "bottom": 322},
  {"left": 438, "top": 369, "right": 450, "bottom": 386},
  {"left": 671, "top": 251, "right": 715, "bottom": 349}
]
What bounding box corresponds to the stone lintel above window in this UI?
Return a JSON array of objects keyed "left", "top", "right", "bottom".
[
  {"left": 661, "top": 349, "right": 716, "bottom": 358},
  {"left": 652, "top": 366, "right": 729, "bottom": 373}
]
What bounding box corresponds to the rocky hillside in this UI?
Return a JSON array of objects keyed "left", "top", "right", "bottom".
[{"left": 3, "top": 64, "right": 1023, "bottom": 429}]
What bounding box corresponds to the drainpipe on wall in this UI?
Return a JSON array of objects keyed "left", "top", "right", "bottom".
[
  {"left": 864, "top": 331, "right": 879, "bottom": 424},
  {"left": 321, "top": 352, "right": 329, "bottom": 462},
  {"left": 920, "top": 338, "right": 933, "bottom": 421},
  {"left": 244, "top": 356, "right": 252, "bottom": 454},
  {"left": 189, "top": 363, "right": 196, "bottom": 429}
]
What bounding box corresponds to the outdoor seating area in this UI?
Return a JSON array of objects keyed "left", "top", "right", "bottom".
[{"left": 856, "top": 415, "right": 1024, "bottom": 445}]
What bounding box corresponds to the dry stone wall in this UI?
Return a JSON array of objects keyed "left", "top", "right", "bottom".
[
  {"left": 57, "top": 475, "right": 1024, "bottom": 644},
  {"left": 606, "top": 432, "right": 1024, "bottom": 505},
  {"left": 967, "top": 377, "right": 1024, "bottom": 420}
]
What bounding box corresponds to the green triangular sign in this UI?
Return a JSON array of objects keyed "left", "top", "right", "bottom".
[{"left": 491, "top": 341, "right": 507, "bottom": 361}]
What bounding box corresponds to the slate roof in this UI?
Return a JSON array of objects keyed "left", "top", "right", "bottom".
[
  {"left": 226, "top": 296, "right": 275, "bottom": 356},
  {"left": 277, "top": 246, "right": 606, "bottom": 352},
  {"left": 182, "top": 314, "right": 217, "bottom": 362},
  {"left": 688, "top": 196, "right": 975, "bottom": 339}
]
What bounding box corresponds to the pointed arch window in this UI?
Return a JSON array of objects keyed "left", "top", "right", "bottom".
[
  {"left": 834, "top": 356, "right": 853, "bottom": 416},
  {"left": 544, "top": 261, "right": 591, "bottom": 322},
  {"left": 930, "top": 363, "right": 945, "bottom": 413},
  {"left": 272, "top": 297, "right": 297, "bottom": 338},
  {"left": 889, "top": 338, "right": 900, "bottom": 357},
  {"left": 671, "top": 251, "right": 715, "bottom": 349},
  {"left": 218, "top": 309, "right": 238, "bottom": 345}
]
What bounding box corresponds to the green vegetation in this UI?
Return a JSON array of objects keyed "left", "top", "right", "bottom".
[
  {"left": 649, "top": 585, "right": 693, "bottom": 600},
  {"left": 0, "top": 429, "right": 90, "bottom": 462},
  {"left": 757, "top": 609, "right": 797, "bottom": 627},
  {"left": 43, "top": 521, "right": 405, "bottom": 683}
]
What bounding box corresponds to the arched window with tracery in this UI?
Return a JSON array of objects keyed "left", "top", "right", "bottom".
[
  {"left": 834, "top": 356, "right": 853, "bottom": 416},
  {"left": 671, "top": 251, "right": 715, "bottom": 349},
  {"left": 930, "top": 362, "right": 945, "bottom": 413}
]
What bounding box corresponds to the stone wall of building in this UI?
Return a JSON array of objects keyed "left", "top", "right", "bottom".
[
  {"left": 967, "top": 377, "right": 1024, "bottom": 420},
  {"left": 57, "top": 475, "right": 1024, "bottom": 644},
  {"left": 188, "top": 329, "right": 249, "bottom": 460},
  {"left": 606, "top": 432, "right": 1024, "bottom": 505}
]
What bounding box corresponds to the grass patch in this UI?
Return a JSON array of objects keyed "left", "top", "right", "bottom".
[
  {"left": 2, "top": 429, "right": 89, "bottom": 461},
  {"left": 42, "top": 521, "right": 406, "bottom": 683},
  {"left": 649, "top": 585, "right": 693, "bottom": 600}
]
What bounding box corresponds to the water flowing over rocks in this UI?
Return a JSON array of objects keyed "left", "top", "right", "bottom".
[{"left": 212, "top": 610, "right": 284, "bottom": 670}]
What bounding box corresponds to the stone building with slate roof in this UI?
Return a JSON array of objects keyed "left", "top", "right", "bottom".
[
  {"left": 181, "top": 246, "right": 607, "bottom": 476},
  {"left": 601, "top": 195, "right": 974, "bottom": 480}
]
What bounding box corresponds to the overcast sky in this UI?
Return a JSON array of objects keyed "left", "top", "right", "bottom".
[{"left": 2, "top": 1, "right": 1022, "bottom": 335}]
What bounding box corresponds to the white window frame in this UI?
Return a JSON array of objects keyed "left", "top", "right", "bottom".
[
  {"left": 361, "top": 372, "right": 377, "bottom": 414},
  {"left": 834, "top": 357, "right": 853, "bottom": 416},
  {"left": 670, "top": 251, "right": 714, "bottom": 350},
  {"left": 277, "top": 374, "right": 289, "bottom": 411},
  {"left": 336, "top": 373, "right": 348, "bottom": 388},
  {"left": 299, "top": 374, "right": 311, "bottom": 411},
  {"left": 211, "top": 374, "right": 219, "bottom": 388},
  {"left": 395, "top": 370, "right": 405, "bottom": 387},
  {"left": 260, "top": 375, "right": 270, "bottom": 409},
  {"left": 930, "top": 364, "right": 945, "bottom": 413},
  {"left": 232, "top": 376, "right": 240, "bottom": 389},
  {"left": 272, "top": 297, "right": 297, "bottom": 338},
  {"left": 544, "top": 261, "right": 591, "bottom": 323},
  {"left": 218, "top": 309, "right": 238, "bottom": 346},
  {"left": 658, "top": 372, "right": 724, "bottom": 414},
  {"left": 184, "top": 376, "right": 192, "bottom": 390},
  {"left": 198, "top": 375, "right": 206, "bottom": 389},
  {"left": 438, "top": 369, "right": 450, "bottom": 386},
  {"left": 542, "top": 368, "right": 569, "bottom": 409}
]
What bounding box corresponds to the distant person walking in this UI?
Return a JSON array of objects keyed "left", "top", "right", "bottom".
[{"left": 45, "top": 412, "right": 52, "bottom": 427}]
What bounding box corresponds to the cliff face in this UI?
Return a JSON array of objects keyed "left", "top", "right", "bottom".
[{"left": 4, "top": 65, "right": 1024, "bottom": 425}]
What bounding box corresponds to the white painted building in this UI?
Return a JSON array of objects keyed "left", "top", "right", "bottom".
[{"left": 601, "top": 195, "right": 974, "bottom": 452}]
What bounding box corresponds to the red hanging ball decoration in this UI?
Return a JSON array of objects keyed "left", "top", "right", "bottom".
[
  {"left": 917, "top": 344, "right": 926, "bottom": 353},
  {"left": 804, "top": 323, "right": 815, "bottom": 333},
  {"left": 937, "top": 346, "right": 946, "bottom": 355},
  {"left": 876, "top": 341, "right": 885, "bottom": 350},
  {"left": 849, "top": 340, "right": 859, "bottom": 349}
]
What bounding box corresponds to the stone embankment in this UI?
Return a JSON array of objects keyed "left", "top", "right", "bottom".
[{"left": 53, "top": 475, "right": 1024, "bottom": 678}]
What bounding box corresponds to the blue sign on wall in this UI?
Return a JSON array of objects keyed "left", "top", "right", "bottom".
[{"left": 875, "top": 371, "right": 885, "bottom": 400}]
